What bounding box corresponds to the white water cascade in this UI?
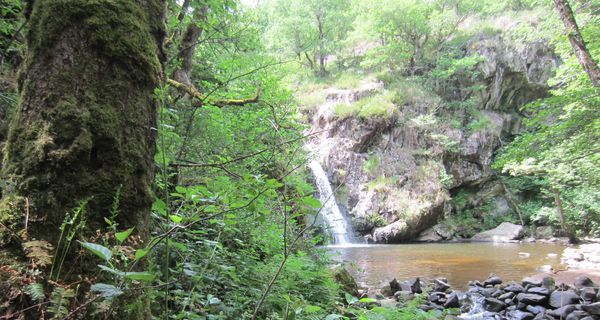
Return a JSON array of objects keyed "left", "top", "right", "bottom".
[{"left": 308, "top": 160, "right": 352, "bottom": 245}]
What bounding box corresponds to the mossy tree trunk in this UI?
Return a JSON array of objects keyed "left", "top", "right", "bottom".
[{"left": 1, "top": 0, "right": 165, "bottom": 253}]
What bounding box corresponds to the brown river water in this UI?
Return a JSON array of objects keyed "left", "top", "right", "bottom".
[{"left": 327, "top": 242, "right": 566, "bottom": 290}]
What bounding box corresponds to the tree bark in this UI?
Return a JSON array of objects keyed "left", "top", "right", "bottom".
[
  {"left": 554, "top": 0, "right": 600, "bottom": 86},
  {"left": 1, "top": 0, "right": 165, "bottom": 250},
  {"left": 172, "top": 5, "right": 207, "bottom": 86}
]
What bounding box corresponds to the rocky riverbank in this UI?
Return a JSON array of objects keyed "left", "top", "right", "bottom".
[{"left": 375, "top": 274, "right": 600, "bottom": 319}]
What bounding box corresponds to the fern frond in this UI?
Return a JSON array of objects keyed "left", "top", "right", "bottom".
[
  {"left": 22, "top": 240, "right": 53, "bottom": 267},
  {"left": 24, "top": 283, "right": 45, "bottom": 302}
]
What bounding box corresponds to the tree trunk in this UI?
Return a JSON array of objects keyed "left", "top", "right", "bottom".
[
  {"left": 554, "top": 0, "right": 600, "bottom": 86},
  {"left": 316, "top": 13, "right": 327, "bottom": 77},
  {"left": 552, "top": 187, "right": 577, "bottom": 243},
  {"left": 1, "top": 0, "right": 165, "bottom": 252},
  {"left": 172, "top": 5, "right": 208, "bottom": 86}
]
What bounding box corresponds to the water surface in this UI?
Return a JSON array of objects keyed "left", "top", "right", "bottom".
[{"left": 328, "top": 242, "right": 565, "bottom": 290}]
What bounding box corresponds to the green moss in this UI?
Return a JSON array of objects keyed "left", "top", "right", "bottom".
[
  {"left": 0, "top": 196, "right": 25, "bottom": 246},
  {"left": 28, "top": 0, "right": 162, "bottom": 83}
]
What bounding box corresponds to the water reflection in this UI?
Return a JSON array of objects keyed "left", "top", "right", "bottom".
[{"left": 328, "top": 242, "right": 565, "bottom": 290}]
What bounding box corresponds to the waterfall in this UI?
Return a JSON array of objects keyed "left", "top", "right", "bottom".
[{"left": 308, "top": 160, "right": 352, "bottom": 245}]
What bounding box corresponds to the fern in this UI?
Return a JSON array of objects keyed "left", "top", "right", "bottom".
[
  {"left": 24, "top": 283, "right": 46, "bottom": 302},
  {"left": 48, "top": 287, "right": 74, "bottom": 319},
  {"left": 22, "top": 240, "right": 53, "bottom": 267}
]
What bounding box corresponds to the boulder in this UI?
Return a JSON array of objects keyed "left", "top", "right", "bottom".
[
  {"left": 516, "top": 293, "right": 547, "bottom": 305},
  {"left": 549, "top": 290, "right": 580, "bottom": 308},
  {"left": 444, "top": 292, "right": 460, "bottom": 309},
  {"left": 409, "top": 277, "right": 422, "bottom": 294},
  {"left": 582, "top": 302, "right": 600, "bottom": 315},
  {"left": 389, "top": 278, "right": 401, "bottom": 293},
  {"left": 483, "top": 297, "right": 506, "bottom": 312},
  {"left": 507, "top": 310, "right": 535, "bottom": 320},
  {"left": 432, "top": 278, "right": 451, "bottom": 292},
  {"left": 574, "top": 276, "right": 598, "bottom": 289},
  {"left": 505, "top": 283, "right": 525, "bottom": 293},
  {"left": 484, "top": 275, "right": 503, "bottom": 286},
  {"left": 333, "top": 266, "right": 359, "bottom": 296},
  {"left": 527, "top": 287, "right": 550, "bottom": 296},
  {"left": 471, "top": 222, "right": 524, "bottom": 242},
  {"left": 522, "top": 277, "right": 542, "bottom": 287},
  {"left": 547, "top": 304, "right": 577, "bottom": 318}
]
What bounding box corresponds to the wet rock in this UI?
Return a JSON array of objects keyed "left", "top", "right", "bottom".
[
  {"left": 389, "top": 278, "right": 401, "bottom": 293},
  {"left": 433, "top": 278, "right": 451, "bottom": 292},
  {"left": 517, "top": 293, "right": 547, "bottom": 305},
  {"left": 505, "top": 283, "right": 525, "bottom": 293},
  {"left": 333, "top": 266, "right": 359, "bottom": 296},
  {"left": 566, "top": 311, "right": 592, "bottom": 320},
  {"left": 580, "top": 287, "right": 597, "bottom": 303},
  {"left": 574, "top": 276, "right": 599, "bottom": 289},
  {"left": 507, "top": 310, "right": 535, "bottom": 320},
  {"left": 444, "top": 292, "right": 460, "bottom": 309},
  {"left": 522, "top": 277, "right": 542, "bottom": 287},
  {"left": 547, "top": 304, "right": 577, "bottom": 318},
  {"left": 491, "top": 290, "right": 503, "bottom": 298},
  {"left": 419, "top": 304, "right": 434, "bottom": 311},
  {"left": 484, "top": 275, "right": 503, "bottom": 286},
  {"left": 581, "top": 302, "right": 600, "bottom": 315},
  {"left": 471, "top": 222, "right": 524, "bottom": 242},
  {"left": 549, "top": 290, "right": 580, "bottom": 308},
  {"left": 527, "top": 287, "right": 550, "bottom": 296},
  {"left": 483, "top": 297, "right": 506, "bottom": 312},
  {"left": 498, "top": 292, "right": 515, "bottom": 300},
  {"left": 409, "top": 277, "right": 422, "bottom": 294},
  {"left": 526, "top": 305, "right": 546, "bottom": 315},
  {"left": 428, "top": 292, "right": 445, "bottom": 304}
]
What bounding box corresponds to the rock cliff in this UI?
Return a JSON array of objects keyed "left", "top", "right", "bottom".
[{"left": 304, "top": 35, "right": 558, "bottom": 243}]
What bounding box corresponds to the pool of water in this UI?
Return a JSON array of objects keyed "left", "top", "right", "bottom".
[{"left": 327, "top": 242, "right": 565, "bottom": 290}]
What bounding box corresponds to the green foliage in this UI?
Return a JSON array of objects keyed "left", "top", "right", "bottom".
[
  {"left": 334, "top": 91, "right": 396, "bottom": 119},
  {"left": 494, "top": 3, "right": 600, "bottom": 235},
  {"left": 363, "top": 155, "right": 380, "bottom": 175}
]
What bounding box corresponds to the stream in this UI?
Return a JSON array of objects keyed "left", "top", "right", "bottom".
[{"left": 328, "top": 242, "right": 565, "bottom": 290}]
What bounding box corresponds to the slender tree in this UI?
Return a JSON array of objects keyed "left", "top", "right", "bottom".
[
  {"left": 1, "top": 0, "right": 165, "bottom": 255},
  {"left": 554, "top": 0, "right": 600, "bottom": 86}
]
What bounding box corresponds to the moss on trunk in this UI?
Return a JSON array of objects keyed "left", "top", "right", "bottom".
[{"left": 1, "top": 0, "right": 165, "bottom": 257}]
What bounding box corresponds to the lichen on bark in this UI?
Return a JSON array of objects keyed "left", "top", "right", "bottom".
[{"left": 2, "top": 0, "right": 165, "bottom": 253}]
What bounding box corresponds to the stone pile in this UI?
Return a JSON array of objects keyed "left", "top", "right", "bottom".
[{"left": 381, "top": 275, "right": 600, "bottom": 319}]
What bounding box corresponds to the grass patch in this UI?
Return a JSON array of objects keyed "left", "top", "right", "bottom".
[
  {"left": 332, "top": 72, "right": 363, "bottom": 89},
  {"left": 334, "top": 90, "right": 396, "bottom": 119}
]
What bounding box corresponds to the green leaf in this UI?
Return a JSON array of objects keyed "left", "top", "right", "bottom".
[
  {"left": 91, "top": 283, "right": 123, "bottom": 298},
  {"left": 304, "top": 305, "right": 321, "bottom": 313},
  {"left": 124, "top": 271, "right": 154, "bottom": 282},
  {"left": 79, "top": 242, "right": 112, "bottom": 261},
  {"left": 345, "top": 292, "right": 358, "bottom": 305},
  {"left": 115, "top": 228, "right": 134, "bottom": 243},
  {"left": 169, "top": 214, "right": 182, "bottom": 224},
  {"left": 98, "top": 264, "right": 123, "bottom": 276},
  {"left": 152, "top": 198, "right": 168, "bottom": 216},
  {"left": 358, "top": 297, "right": 376, "bottom": 303},
  {"left": 208, "top": 296, "right": 221, "bottom": 305},
  {"left": 134, "top": 248, "right": 149, "bottom": 260},
  {"left": 325, "top": 315, "right": 344, "bottom": 320},
  {"left": 302, "top": 196, "right": 321, "bottom": 208}
]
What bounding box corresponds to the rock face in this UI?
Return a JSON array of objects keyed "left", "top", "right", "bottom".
[
  {"left": 304, "top": 36, "right": 557, "bottom": 243},
  {"left": 471, "top": 222, "right": 525, "bottom": 242}
]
